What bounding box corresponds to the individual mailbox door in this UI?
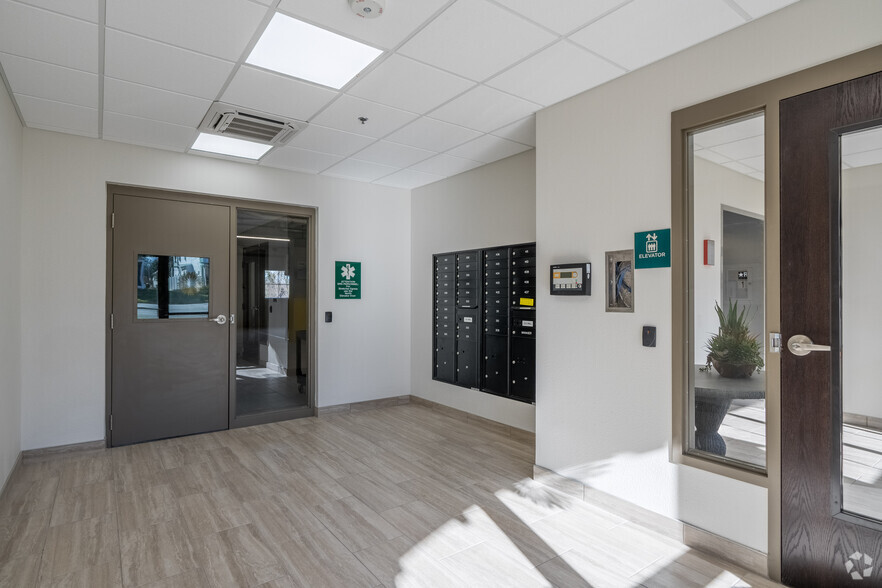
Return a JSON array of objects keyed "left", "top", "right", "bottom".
[
  {"left": 483, "top": 335, "right": 508, "bottom": 395},
  {"left": 434, "top": 337, "right": 455, "bottom": 383},
  {"left": 456, "top": 340, "right": 479, "bottom": 388},
  {"left": 510, "top": 336, "right": 535, "bottom": 401}
]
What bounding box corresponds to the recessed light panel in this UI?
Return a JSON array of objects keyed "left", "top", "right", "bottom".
[
  {"left": 191, "top": 133, "right": 272, "bottom": 160},
  {"left": 247, "top": 13, "right": 383, "bottom": 89}
]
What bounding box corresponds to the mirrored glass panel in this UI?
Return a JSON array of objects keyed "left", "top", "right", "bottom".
[
  {"left": 688, "top": 113, "right": 766, "bottom": 470},
  {"left": 137, "top": 255, "right": 210, "bottom": 319},
  {"left": 840, "top": 125, "right": 882, "bottom": 521},
  {"left": 236, "top": 210, "right": 309, "bottom": 417}
]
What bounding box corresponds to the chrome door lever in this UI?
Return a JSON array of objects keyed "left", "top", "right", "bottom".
[
  {"left": 209, "top": 314, "right": 227, "bottom": 325},
  {"left": 787, "top": 334, "right": 831, "bottom": 356}
]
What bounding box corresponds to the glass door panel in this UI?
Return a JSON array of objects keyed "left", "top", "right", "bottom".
[
  {"left": 840, "top": 124, "right": 882, "bottom": 522},
  {"left": 235, "top": 209, "right": 310, "bottom": 419}
]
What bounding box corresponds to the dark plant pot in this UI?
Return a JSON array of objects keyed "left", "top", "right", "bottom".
[{"left": 711, "top": 359, "right": 757, "bottom": 378}]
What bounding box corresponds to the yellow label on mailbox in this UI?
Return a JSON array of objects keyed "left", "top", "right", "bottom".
[{"left": 520, "top": 298, "right": 534, "bottom": 307}]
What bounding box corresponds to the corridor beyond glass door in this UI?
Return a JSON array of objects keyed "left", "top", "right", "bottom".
[{"left": 235, "top": 209, "right": 310, "bottom": 418}]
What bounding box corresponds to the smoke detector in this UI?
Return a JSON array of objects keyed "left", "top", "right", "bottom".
[
  {"left": 350, "top": 0, "right": 384, "bottom": 19},
  {"left": 198, "top": 102, "right": 306, "bottom": 146}
]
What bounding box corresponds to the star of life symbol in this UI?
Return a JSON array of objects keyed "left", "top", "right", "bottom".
[
  {"left": 846, "top": 551, "right": 873, "bottom": 580},
  {"left": 645, "top": 232, "right": 658, "bottom": 253},
  {"left": 341, "top": 263, "right": 356, "bottom": 280}
]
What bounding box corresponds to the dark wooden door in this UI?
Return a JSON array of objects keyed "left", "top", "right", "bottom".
[
  {"left": 111, "top": 193, "right": 231, "bottom": 446},
  {"left": 780, "top": 70, "right": 882, "bottom": 586}
]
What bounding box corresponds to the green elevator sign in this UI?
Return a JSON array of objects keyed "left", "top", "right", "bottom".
[
  {"left": 634, "top": 229, "right": 671, "bottom": 269},
  {"left": 335, "top": 261, "right": 361, "bottom": 299}
]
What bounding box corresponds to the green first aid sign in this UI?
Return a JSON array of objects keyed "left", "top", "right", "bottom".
[
  {"left": 335, "top": 261, "right": 361, "bottom": 299},
  {"left": 634, "top": 229, "right": 671, "bottom": 269}
]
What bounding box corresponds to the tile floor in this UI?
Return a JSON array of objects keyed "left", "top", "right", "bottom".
[{"left": 0, "top": 404, "right": 783, "bottom": 587}]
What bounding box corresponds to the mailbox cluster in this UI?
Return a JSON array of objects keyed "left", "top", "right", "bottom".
[{"left": 433, "top": 243, "right": 536, "bottom": 403}]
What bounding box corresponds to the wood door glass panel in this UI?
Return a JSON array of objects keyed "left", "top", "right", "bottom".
[
  {"left": 839, "top": 125, "right": 882, "bottom": 523},
  {"left": 780, "top": 70, "right": 882, "bottom": 587}
]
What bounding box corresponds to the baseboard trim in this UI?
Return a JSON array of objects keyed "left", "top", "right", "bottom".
[
  {"left": 532, "top": 465, "right": 768, "bottom": 577},
  {"left": 0, "top": 451, "right": 23, "bottom": 500},
  {"left": 411, "top": 396, "right": 535, "bottom": 442},
  {"left": 21, "top": 439, "right": 106, "bottom": 462},
  {"left": 316, "top": 395, "right": 411, "bottom": 416}
]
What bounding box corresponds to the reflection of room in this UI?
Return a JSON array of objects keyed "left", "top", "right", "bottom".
[
  {"left": 691, "top": 114, "right": 767, "bottom": 468},
  {"left": 235, "top": 209, "right": 309, "bottom": 417},
  {"left": 840, "top": 126, "right": 882, "bottom": 521}
]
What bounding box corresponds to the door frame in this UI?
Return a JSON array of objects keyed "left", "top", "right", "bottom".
[
  {"left": 671, "top": 45, "right": 882, "bottom": 581},
  {"left": 105, "top": 184, "right": 318, "bottom": 441}
]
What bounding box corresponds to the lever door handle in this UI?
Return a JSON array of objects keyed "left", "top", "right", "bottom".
[
  {"left": 788, "top": 334, "right": 831, "bottom": 356},
  {"left": 209, "top": 314, "right": 227, "bottom": 325}
]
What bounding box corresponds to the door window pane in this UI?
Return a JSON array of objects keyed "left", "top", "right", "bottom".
[
  {"left": 687, "top": 113, "right": 767, "bottom": 470},
  {"left": 840, "top": 125, "right": 882, "bottom": 522},
  {"left": 137, "top": 255, "right": 210, "bottom": 319}
]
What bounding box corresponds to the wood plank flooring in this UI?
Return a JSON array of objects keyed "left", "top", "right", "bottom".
[{"left": 0, "top": 404, "right": 783, "bottom": 587}]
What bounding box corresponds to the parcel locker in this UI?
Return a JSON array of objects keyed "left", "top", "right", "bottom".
[
  {"left": 434, "top": 338, "right": 455, "bottom": 383},
  {"left": 509, "top": 336, "right": 535, "bottom": 402},
  {"left": 456, "top": 339, "right": 479, "bottom": 388},
  {"left": 483, "top": 335, "right": 508, "bottom": 395}
]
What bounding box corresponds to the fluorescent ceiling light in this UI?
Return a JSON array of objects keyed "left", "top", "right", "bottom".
[
  {"left": 191, "top": 133, "right": 273, "bottom": 160},
  {"left": 236, "top": 235, "right": 290, "bottom": 242},
  {"left": 247, "top": 13, "right": 383, "bottom": 89}
]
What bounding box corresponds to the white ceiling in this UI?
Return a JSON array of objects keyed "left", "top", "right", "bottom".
[{"left": 0, "top": 0, "right": 800, "bottom": 189}]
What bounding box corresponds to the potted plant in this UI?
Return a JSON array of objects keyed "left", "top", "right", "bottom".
[{"left": 705, "top": 300, "right": 764, "bottom": 378}]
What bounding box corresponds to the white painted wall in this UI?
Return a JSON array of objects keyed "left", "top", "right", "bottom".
[
  {"left": 842, "top": 163, "right": 882, "bottom": 420},
  {"left": 693, "top": 157, "right": 764, "bottom": 362},
  {"left": 0, "top": 84, "right": 23, "bottom": 487},
  {"left": 19, "top": 129, "right": 411, "bottom": 450},
  {"left": 410, "top": 150, "right": 536, "bottom": 432},
  {"left": 535, "top": 0, "right": 882, "bottom": 552}
]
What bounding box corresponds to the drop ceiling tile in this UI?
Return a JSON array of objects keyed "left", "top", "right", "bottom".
[
  {"left": 843, "top": 149, "right": 882, "bottom": 169},
  {"left": 322, "top": 158, "right": 399, "bottom": 182},
  {"left": 15, "top": 93, "right": 97, "bottom": 136},
  {"left": 502, "top": 0, "right": 629, "bottom": 34},
  {"left": 14, "top": 0, "right": 99, "bottom": 22},
  {"left": 732, "top": 0, "right": 799, "bottom": 19},
  {"left": 446, "top": 134, "right": 532, "bottom": 163},
  {"left": 491, "top": 116, "right": 535, "bottom": 147},
  {"left": 222, "top": 66, "right": 338, "bottom": 122},
  {"left": 277, "top": 0, "right": 445, "bottom": 50},
  {"left": 569, "top": 0, "right": 745, "bottom": 71},
  {"left": 311, "top": 95, "right": 418, "bottom": 139},
  {"left": 486, "top": 41, "right": 625, "bottom": 107},
  {"left": 352, "top": 140, "right": 435, "bottom": 168},
  {"left": 104, "top": 29, "right": 235, "bottom": 99},
  {"left": 104, "top": 78, "right": 211, "bottom": 127},
  {"left": 740, "top": 155, "right": 765, "bottom": 172},
  {"left": 386, "top": 117, "right": 481, "bottom": 152},
  {"left": 260, "top": 145, "right": 343, "bottom": 174},
  {"left": 399, "top": 0, "right": 556, "bottom": 82},
  {"left": 410, "top": 153, "right": 484, "bottom": 176},
  {"left": 0, "top": 1, "right": 98, "bottom": 72},
  {"left": 693, "top": 115, "right": 763, "bottom": 147},
  {"left": 0, "top": 53, "right": 97, "bottom": 107},
  {"left": 721, "top": 161, "right": 756, "bottom": 175},
  {"left": 712, "top": 135, "right": 764, "bottom": 160},
  {"left": 429, "top": 85, "right": 540, "bottom": 133},
  {"left": 693, "top": 149, "right": 731, "bottom": 165},
  {"left": 374, "top": 169, "right": 445, "bottom": 190},
  {"left": 106, "top": 0, "right": 267, "bottom": 61},
  {"left": 348, "top": 55, "right": 474, "bottom": 115},
  {"left": 748, "top": 171, "right": 765, "bottom": 182},
  {"left": 102, "top": 112, "right": 198, "bottom": 152},
  {"left": 842, "top": 127, "right": 882, "bottom": 156},
  {"left": 285, "top": 124, "right": 375, "bottom": 157}
]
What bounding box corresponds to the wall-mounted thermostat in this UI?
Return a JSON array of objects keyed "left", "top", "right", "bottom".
[{"left": 550, "top": 263, "right": 591, "bottom": 295}]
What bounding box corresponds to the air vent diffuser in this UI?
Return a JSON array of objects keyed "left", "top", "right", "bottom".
[{"left": 199, "top": 103, "right": 306, "bottom": 145}]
